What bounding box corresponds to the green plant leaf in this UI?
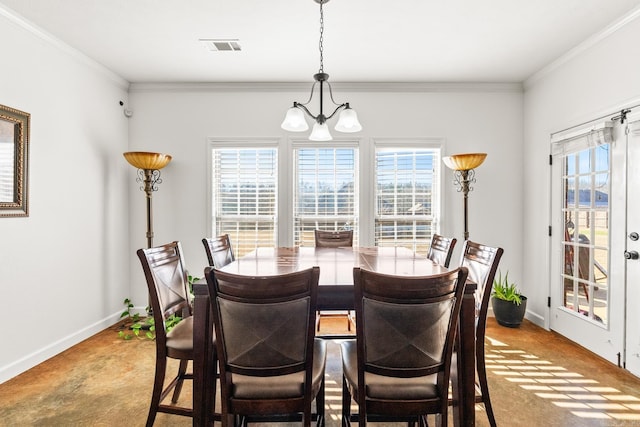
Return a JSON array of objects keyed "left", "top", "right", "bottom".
[{"left": 492, "top": 270, "right": 523, "bottom": 305}]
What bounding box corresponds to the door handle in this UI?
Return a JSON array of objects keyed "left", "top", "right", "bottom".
[{"left": 624, "top": 250, "right": 639, "bottom": 260}]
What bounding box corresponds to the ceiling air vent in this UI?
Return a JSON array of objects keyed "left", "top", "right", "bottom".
[{"left": 199, "top": 39, "right": 242, "bottom": 52}]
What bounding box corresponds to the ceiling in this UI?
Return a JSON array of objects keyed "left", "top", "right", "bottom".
[{"left": 2, "top": 0, "right": 640, "bottom": 84}]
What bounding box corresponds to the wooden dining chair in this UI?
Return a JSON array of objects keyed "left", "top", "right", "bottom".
[
  {"left": 205, "top": 266, "right": 326, "bottom": 427},
  {"left": 314, "top": 229, "right": 354, "bottom": 248},
  {"left": 427, "top": 233, "right": 457, "bottom": 268},
  {"left": 314, "top": 229, "right": 354, "bottom": 331},
  {"left": 458, "top": 240, "right": 504, "bottom": 427},
  {"left": 341, "top": 266, "right": 468, "bottom": 427},
  {"left": 137, "top": 241, "right": 218, "bottom": 427},
  {"left": 202, "top": 234, "right": 235, "bottom": 269}
]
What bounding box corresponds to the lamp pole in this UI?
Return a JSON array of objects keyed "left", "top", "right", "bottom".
[
  {"left": 454, "top": 169, "right": 474, "bottom": 241},
  {"left": 141, "top": 168, "right": 158, "bottom": 248}
]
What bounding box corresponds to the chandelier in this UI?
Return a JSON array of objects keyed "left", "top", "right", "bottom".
[{"left": 281, "top": 0, "right": 362, "bottom": 141}]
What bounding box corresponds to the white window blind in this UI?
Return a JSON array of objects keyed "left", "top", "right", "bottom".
[
  {"left": 211, "top": 147, "right": 277, "bottom": 257},
  {"left": 375, "top": 148, "right": 439, "bottom": 255},
  {"left": 293, "top": 146, "right": 358, "bottom": 246},
  {"left": 551, "top": 121, "right": 613, "bottom": 157}
]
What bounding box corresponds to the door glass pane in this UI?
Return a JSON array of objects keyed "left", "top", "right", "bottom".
[
  {"left": 561, "top": 145, "right": 609, "bottom": 325},
  {"left": 578, "top": 149, "right": 591, "bottom": 174},
  {"left": 566, "top": 153, "right": 577, "bottom": 175},
  {"left": 564, "top": 176, "right": 575, "bottom": 208}
]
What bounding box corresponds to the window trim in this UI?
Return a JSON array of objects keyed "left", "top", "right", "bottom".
[
  {"left": 207, "top": 138, "right": 282, "bottom": 250},
  {"left": 371, "top": 138, "right": 444, "bottom": 249},
  {"left": 292, "top": 142, "right": 360, "bottom": 246}
]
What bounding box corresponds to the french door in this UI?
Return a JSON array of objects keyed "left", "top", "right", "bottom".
[
  {"left": 623, "top": 118, "right": 640, "bottom": 376},
  {"left": 550, "top": 119, "right": 623, "bottom": 366}
]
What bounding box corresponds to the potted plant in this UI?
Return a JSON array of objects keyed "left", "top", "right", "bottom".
[{"left": 491, "top": 271, "right": 527, "bottom": 328}]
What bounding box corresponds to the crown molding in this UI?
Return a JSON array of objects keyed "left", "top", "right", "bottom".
[
  {"left": 128, "top": 81, "right": 522, "bottom": 93},
  {"left": 524, "top": 5, "right": 640, "bottom": 89},
  {"left": 0, "top": 4, "right": 129, "bottom": 91}
]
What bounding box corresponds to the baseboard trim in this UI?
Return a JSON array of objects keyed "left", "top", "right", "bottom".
[
  {"left": 524, "top": 310, "right": 545, "bottom": 328},
  {"left": 488, "top": 307, "right": 546, "bottom": 329},
  {"left": 0, "top": 312, "right": 122, "bottom": 384}
]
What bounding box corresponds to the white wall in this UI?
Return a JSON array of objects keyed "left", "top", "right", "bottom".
[
  {"left": 523, "top": 11, "right": 640, "bottom": 327},
  {"left": 0, "top": 8, "right": 130, "bottom": 383},
  {"left": 0, "top": 5, "right": 526, "bottom": 384},
  {"left": 127, "top": 84, "right": 524, "bottom": 308}
]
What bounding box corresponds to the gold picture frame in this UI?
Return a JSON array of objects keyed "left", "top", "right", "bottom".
[{"left": 0, "top": 104, "right": 30, "bottom": 217}]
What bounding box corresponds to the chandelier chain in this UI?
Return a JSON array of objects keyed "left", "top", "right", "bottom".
[{"left": 319, "top": 1, "right": 324, "bottom": 73}]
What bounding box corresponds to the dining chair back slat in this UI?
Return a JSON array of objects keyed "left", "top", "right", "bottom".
[
  {"left": 202, "top": 235, "right": 235, "bottom": 269},
  {"left": 427, "top": 233, "right": 457, "bottom": 268},
  {"left": 314, "top": 229, "right": 354, "bottom": 248}
]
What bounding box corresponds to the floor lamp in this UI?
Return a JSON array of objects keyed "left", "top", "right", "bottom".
[
  {"left": 442, "top": 153, "right": 487, "bottom": 241},
  {"left": 123, "top": 151, "right": 172, "bottom": 249}
]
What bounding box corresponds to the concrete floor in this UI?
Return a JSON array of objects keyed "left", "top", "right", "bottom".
[{"left": 1, "top": 317, "right": 640, "bottom": 426}]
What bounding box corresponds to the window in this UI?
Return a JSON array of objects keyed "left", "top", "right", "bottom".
[
  {"left": 211, "top": 146, "right": 277, "bottom": 257},
  {"left": 375, "top": 148, "right": 440, "bottom": 255},
  {"left": 209, "top": 139, "right": 443, "bottom": 253},
  {"left": 293, "top": 146, "right": 358, "bottom": 246}
]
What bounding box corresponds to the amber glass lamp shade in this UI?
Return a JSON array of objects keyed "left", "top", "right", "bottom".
[
  {"left": 123, "top": 152, "right": 172, "bottom": 170},
  {"left": 442, "top": 153, "right": 487, "bottom": 171}
]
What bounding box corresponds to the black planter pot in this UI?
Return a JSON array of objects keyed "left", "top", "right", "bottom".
[{"left": 492, "top": 296, "right": 527, "bottom": 328}]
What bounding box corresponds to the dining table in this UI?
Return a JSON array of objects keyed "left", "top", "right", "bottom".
[{"left": 192, "top": 246, "right": 477, "bottom": 426}]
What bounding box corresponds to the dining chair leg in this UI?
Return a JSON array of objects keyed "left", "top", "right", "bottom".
[
  {"left": 146, "top": 356, "right": 167, "bottom": 427},
  {"left": 207, "top": 350, "right": 219, "bottom": 423},
  {"left": 477, "top": 349, "right": 497, "bottom": 427},
  {"left": 171, "top": 359, "right": 189, "bottom": 403},
  {"left": 316, "top": 376, "right": 326, "bottom": 427},
  {"left": 341, "top": 376, "right": 351, "bottom": 427},
  {"left": 304, "top": 405, "right": 312, "bottom": 427}
]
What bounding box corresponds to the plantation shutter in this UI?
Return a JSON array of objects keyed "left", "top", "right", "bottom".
[
  {"left": 375, "top": 148, "right": 439, "bottom": 255},
  {"left": 293, "top": 145, "right": 358, "bottom": 247},
  {"left": 212, "top": 147, "right": 277, "bottom": 256}
]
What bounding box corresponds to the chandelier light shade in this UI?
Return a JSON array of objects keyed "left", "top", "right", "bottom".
[
  {"left": 310, "top": 122, "right": 332, "bottom": 141},
  {"left": 281, "top": 107, "right": 309, "bottom": 132},
  {"left": 443, "top": 152, "right": 487, "bottom": 241},
  {"left": 281, "top": 0, "right": 362, "bottom": 141}
]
